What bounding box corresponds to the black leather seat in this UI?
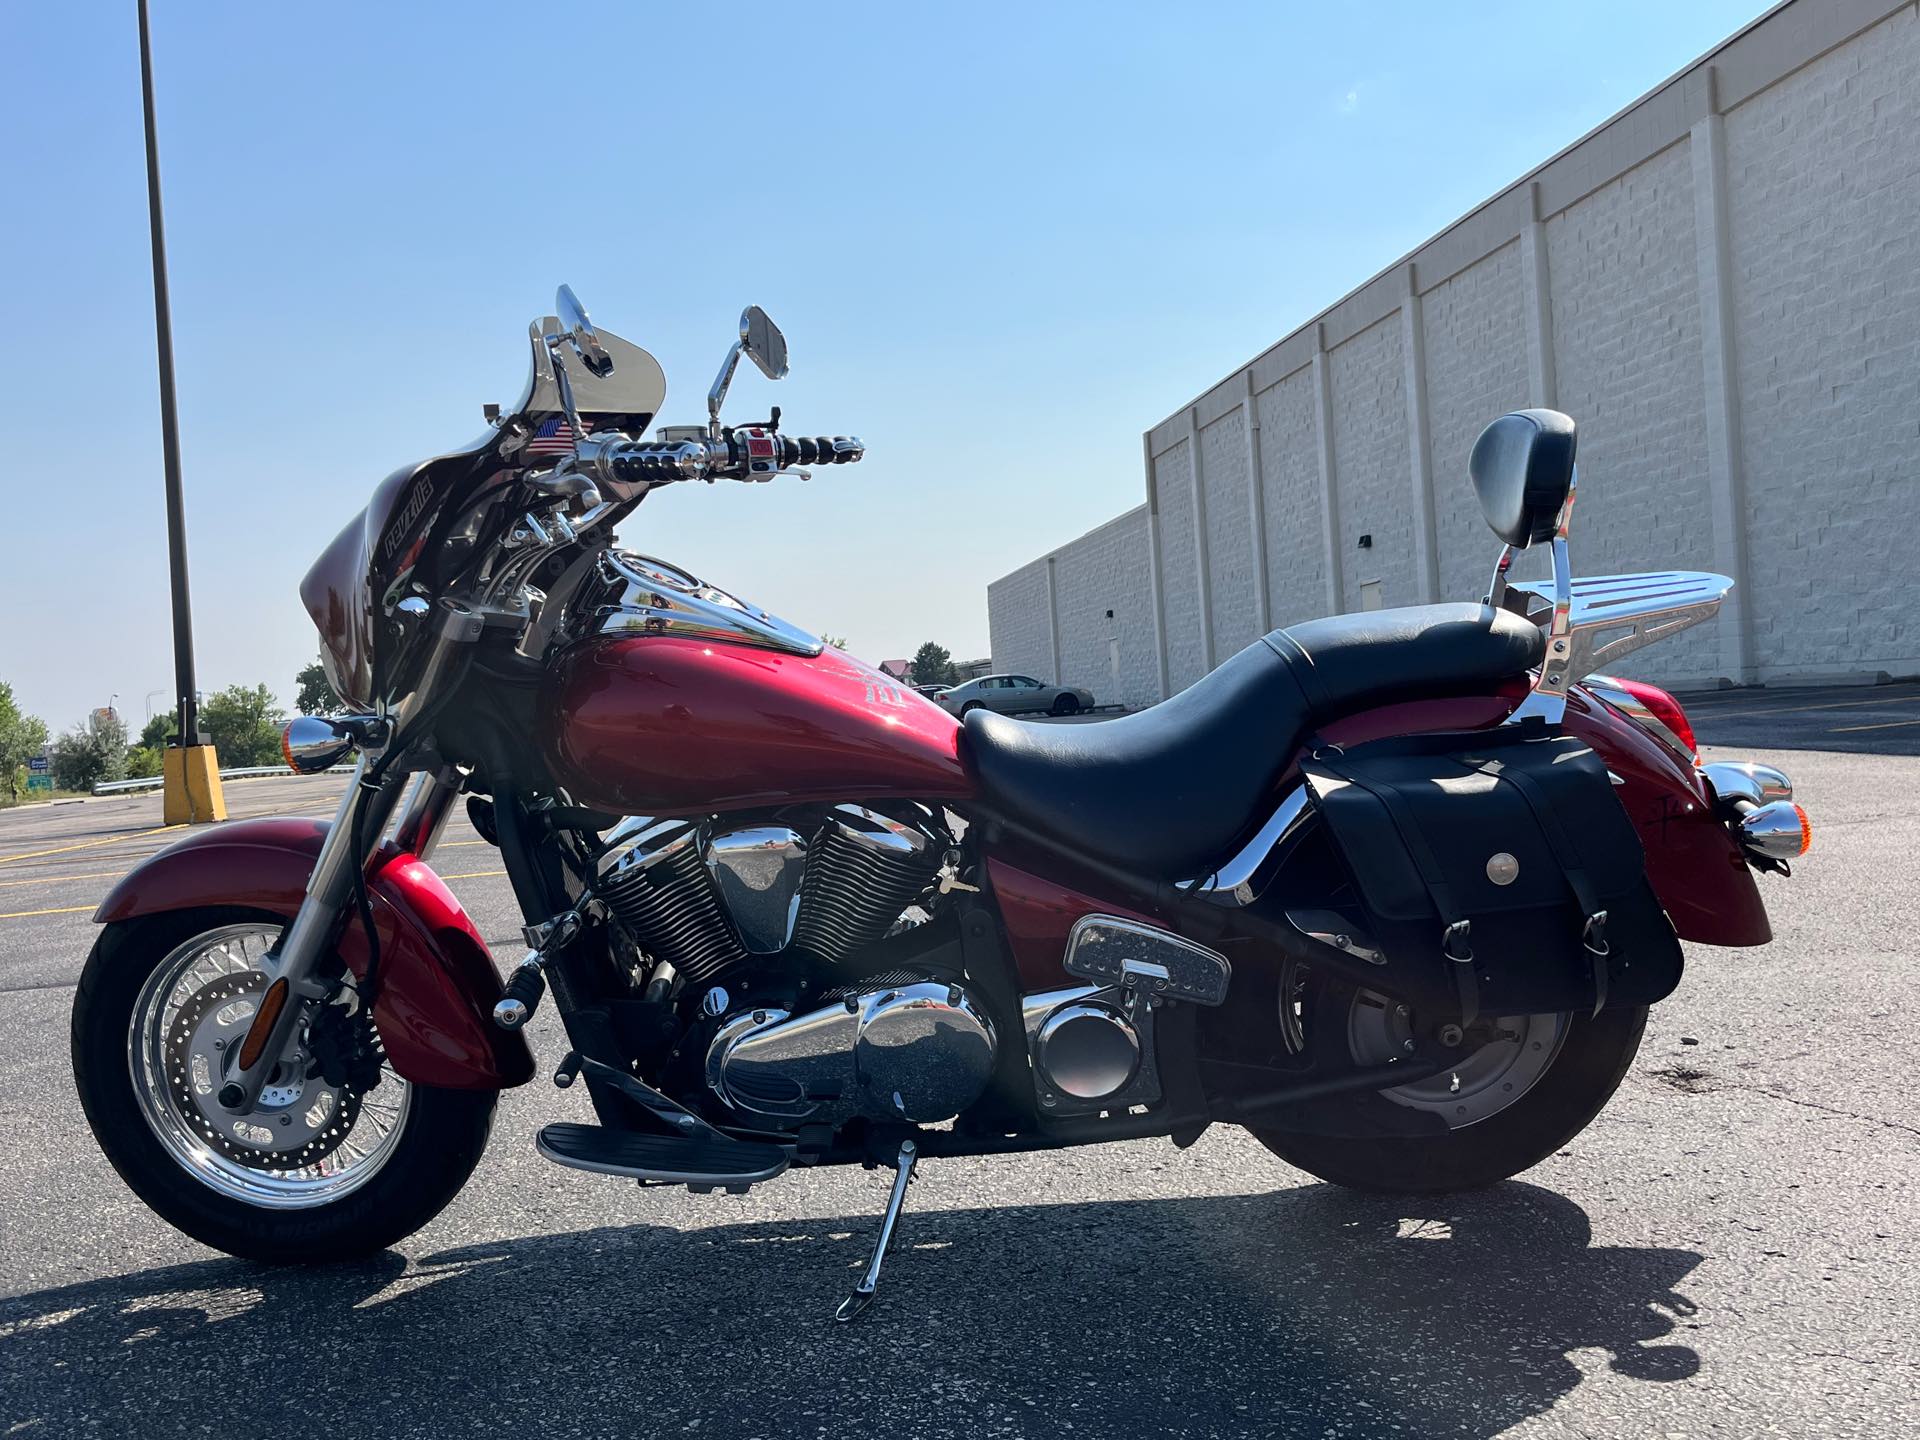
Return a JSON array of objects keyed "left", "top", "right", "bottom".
[{"left": 960, "top": 603, "right": 1545, "bottom": 878}]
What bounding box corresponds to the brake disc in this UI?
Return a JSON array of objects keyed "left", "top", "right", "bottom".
[{"left": 164, "top": 972, "right": 366, "bottom": 1172}]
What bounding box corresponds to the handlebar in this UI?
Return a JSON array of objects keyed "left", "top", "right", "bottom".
[{"left": 581, "top": 429, "right": 865, "bottom": 488}]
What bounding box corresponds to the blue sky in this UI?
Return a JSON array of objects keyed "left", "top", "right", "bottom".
[{"left": 0, "top": 0, "right": 1769, "bottom": 729}]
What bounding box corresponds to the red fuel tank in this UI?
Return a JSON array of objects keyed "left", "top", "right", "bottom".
[{"left": 543, "top": 636, "right": 973, "bottom": 816}]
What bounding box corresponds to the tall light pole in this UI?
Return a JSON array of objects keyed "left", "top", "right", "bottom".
[{"left": 137, "top": 0, "right": 225, "bottom": 824}]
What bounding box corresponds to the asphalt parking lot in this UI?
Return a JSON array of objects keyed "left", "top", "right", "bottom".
[{"left": 1, "top": 688, "right": 1915, "bottom": 1438}]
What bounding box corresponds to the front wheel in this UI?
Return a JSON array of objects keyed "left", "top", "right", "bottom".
[
  {"left": 72, "top": 908, "right": 496, "bottom": 1262},
  {"left": 1050, "top": 694, "right": 1081, "bottom": 716},
  {"left": 1250, "top": 978, "right": 1646, "bottom": 1193}
]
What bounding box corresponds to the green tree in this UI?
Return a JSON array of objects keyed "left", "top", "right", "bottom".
[
  {"left": 51, "top": 713, "right": 128, "bottom": 792},
  {"left": 141, "top": 709, "right": 177, "bottom": 750},
  {"left": 201, "top": 684, "right": 286, "bottom": 767},
  {"left": 909, "top": 642, "right": 959, "bottom": 688},
  {"left": 819, "top": 634, "right": 850, "bottom": 652},
  {"left": 0, "top": 682, "right": 51, "bottom": 803},
  {"left": 125, "top": 745, "right": 164, "bottom": 779},
  {"left": 295, "top": 656, "right": 343, "bottom": 715}
]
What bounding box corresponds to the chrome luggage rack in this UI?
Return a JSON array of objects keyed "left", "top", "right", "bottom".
[{"left": 1508, "top": 570, "right": 1731, "bottom": 685}]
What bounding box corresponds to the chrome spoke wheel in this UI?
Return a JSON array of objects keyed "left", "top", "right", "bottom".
[
  {"left": 1347, "top": 991, "right": 1569, "bottom": 1129},
  {"left": 127, "top": 923, "right": 411, "bottom": 1209}
]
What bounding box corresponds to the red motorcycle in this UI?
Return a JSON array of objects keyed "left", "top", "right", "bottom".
[{"left": 73, "top": 290, "right": 1810, "bottom": 1319}]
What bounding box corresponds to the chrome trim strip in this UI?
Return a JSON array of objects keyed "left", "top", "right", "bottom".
[
  {"left": 1584, "top": 674, "right": 1696, "bottom": 760},
  {"left": 593, "top": 549, "right": 822, "bottom": 657},
  {"left": 1188, "top": 785, "right": 1312, "bottom": 905}
]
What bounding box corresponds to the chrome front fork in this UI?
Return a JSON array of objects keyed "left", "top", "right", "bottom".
[{"left": 215, "top": 762, "right": 461, "bottom": 1114}]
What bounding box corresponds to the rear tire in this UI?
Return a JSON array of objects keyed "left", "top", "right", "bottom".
[
  {"left": 960, "top": 701, "right": 983, "bottom": 717},
  {"left": 72, "top": 907, "right": 496, "bottom": 1262},
  {"left": 1251, "top": 1004, "right": 1646, "bottom": 1194}
]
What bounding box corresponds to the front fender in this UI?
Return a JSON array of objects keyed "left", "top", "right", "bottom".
[{"left": 95, "top": 817, "right": 535, "bottom": 1090}]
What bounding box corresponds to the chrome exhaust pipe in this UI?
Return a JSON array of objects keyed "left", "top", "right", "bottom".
[{"left": 1739, "top": 800, "right": 1811, "bottom": 860}]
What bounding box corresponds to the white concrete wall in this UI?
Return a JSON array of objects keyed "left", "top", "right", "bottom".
[
  {"left": 986, "top": 506, "right": 1160, "bottom": 709},
  {"left": 989, "top": 0, "right": 1920, "bottom": 701},
  {"left": 1725, "top": 3, "right": 1920, "bottom": 681}
]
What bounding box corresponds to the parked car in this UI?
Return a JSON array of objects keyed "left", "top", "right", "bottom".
[{"left": 934, "top": 674, "right": 1094, "bottom": 717}]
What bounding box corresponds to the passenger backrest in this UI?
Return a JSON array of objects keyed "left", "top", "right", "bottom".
[{"left": 1469, "top": 409, "right": 1576, "bottom": 548}]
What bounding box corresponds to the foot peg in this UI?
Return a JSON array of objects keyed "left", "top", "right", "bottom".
[
  {"left": 536, "top": 1122, "right": 790, "bottom": 1188},
  {"left": 834, "top": 1139, "right": 918, "bottom": 1323}
]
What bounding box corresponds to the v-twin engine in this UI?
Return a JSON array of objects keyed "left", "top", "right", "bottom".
[
  {"left": 594, "top": 804, "right": 941, "bottom": 986},
  {"left": 591, "top": 804, "right": 997, "bottom": 1125}
]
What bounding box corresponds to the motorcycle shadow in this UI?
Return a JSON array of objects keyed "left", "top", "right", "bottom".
[{"left": 1, "top": 1179, "right": 1700, "bottom": 1439}]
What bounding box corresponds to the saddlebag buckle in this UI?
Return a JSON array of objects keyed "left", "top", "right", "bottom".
[
  {"left": 1582, "top": 910, "right": 1611, "bottom": 1015},
  {"left": 1442, "top": 921, "right": 1479, "bottom": 1027}
]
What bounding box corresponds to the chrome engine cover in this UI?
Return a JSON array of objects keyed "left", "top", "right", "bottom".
[
  {"left": 1021, "top": 986, "right": 1159, "bottom": 1117},
  {"left": 706, "top": 982, "right": 995, "bottom": 1126},
  {"left": 704, "top": 825, "right": 808, "bottom": 954}
]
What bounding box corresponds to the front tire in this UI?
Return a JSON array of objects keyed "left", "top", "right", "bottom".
[
  {"left": 73, "top": 907, "right": 496, "bottom": 1262},
  {"left": 1251, "top": 993, "right": 1646, "bottom": 1194},
  {"left": 1051, "top": 694, "right": 1081, "bottom": 716}
]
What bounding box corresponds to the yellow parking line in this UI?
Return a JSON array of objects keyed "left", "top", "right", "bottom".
[
  {"left": 437, "top": 839, "right": 492, "bottom": 848},
  {"left": 1691, "top": 693, "right": 1920, "bottom": 721},
  {"left": 0, "top": 904, "right": 96, "bottom": 921},
  {"left": 0, "top": 869, "right": 125, "bottom": 890},
  {"left": 0, "top": 824, "right": 182, "bottom": 867},
  {"left": 1830, "top": 717, "right": 1920, "bottom": 733},
  {"left": 437, "top": 869, "right": 507, "bottom": 881}
]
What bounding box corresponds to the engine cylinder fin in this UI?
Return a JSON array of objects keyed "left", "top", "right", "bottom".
[
  {"left": 791, "top": 808, "right": 939, "bottom": 966},
  {"left": 596, "top": 818, "right": 745, "bottom": 986}
]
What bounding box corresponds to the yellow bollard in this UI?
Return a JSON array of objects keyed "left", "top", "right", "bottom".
[{"left": 162, "top": 744, "right": 227, "bottom": 824}]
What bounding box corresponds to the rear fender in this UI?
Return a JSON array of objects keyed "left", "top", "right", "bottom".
[
  {"left": 94, "top": 817, "right": 535, "bottom": 1090},
  {"left": 1560, "top": 686, "right": 1770, "bottom": 946}
]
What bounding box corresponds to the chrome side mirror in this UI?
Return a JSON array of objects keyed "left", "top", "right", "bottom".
[
  {"left": 707, "top": 304, "right": 789, "bottom": 436},
  {"left": 740, "top": 305, "right": 788, "bottom": 380},
  {"left": 555, "top": 284, "right": 613, "bottom": 379},
  {"left": 281, "top": 716, "right": 354, "bottom": 774}
]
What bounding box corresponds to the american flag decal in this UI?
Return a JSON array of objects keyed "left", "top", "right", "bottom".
[{"left": 526, "top": 416, "right": 576, "bottom": 457}]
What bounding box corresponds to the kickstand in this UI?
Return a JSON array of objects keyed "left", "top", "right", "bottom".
[{"left": 833, "top": 1139, "right": 918, "bottom": 1323}]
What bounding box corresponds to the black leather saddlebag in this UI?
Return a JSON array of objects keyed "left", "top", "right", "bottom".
[{"left": 1299, "top": 726, "right": 1683, "bottom": 1020}]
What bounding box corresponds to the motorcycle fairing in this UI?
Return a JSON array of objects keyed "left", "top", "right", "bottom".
[
  {"left": 301, "top": 325, "right": 668, "bottom": 710},
  {"left": 94, "top": 818, "right": 535, "bottom": 1090}
]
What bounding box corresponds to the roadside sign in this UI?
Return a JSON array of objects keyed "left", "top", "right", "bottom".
[
  {"left": 27, "top": 755, "right": 48, "bottom": 772},
  {"left": 25, "top": 773, "right": 52, "bottom": 794}
]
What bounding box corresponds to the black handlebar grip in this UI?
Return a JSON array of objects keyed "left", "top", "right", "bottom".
[
  {"left": 609, "top": 451, "right": 680, "bottom": 485},
  {"left": 783, "top": 436, "right": 862, "bottom": 466}
]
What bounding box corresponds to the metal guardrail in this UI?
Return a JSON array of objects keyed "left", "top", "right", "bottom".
[{"left": 93, "top": 765, "right": 296, "bottom": 796}]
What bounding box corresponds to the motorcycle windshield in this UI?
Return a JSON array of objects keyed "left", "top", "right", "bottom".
[{"left": 299, "top": 322, "right": 667, "bottom": 709}]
